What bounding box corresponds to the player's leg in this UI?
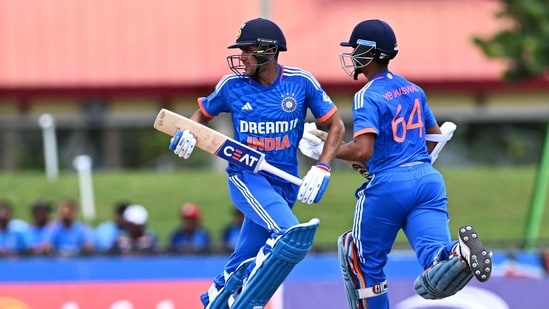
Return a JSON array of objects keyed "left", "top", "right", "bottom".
[
  {"left": 405, "top": 165, "right": 491, "bottom": 299},
  {"left": 339, "top": 178, "right": 407, "bottom": 309},
  {"left": 338, "top": 231, "right": 389, "bottom": 309},
  {"left": 206, "top": 171, "right": 301, "bottom": 309},
  {"left": 404, "top": 165, "right": 465, "bottom": 299},
  {"left": 230, "top": 217, "right": 320, "bottom": 309},
  {"left": 405, "top": 208, "right": 474, "bottom": 299},
  {"left": 202, "top": 219, "right": 269, "bottom": 308},
  {"left": 412, "top": 225, "right": 492, "bottom": 300},
  {"left": 228, "top": 171, "right": 300, "bottom": 232}
]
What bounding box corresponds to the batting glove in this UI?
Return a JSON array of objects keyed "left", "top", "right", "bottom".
[
  {"left": 299, "top": 131, "right": 325, "bottom": 160},
  {"left": 298, "top": 162, "right": 331, "bottom": 204},
  {"left": 169, "top": 129, "right": 197, "bottom": 159}
]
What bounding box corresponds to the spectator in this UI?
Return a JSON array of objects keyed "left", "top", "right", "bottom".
[
  {"left": 110, "top": 204, "right": 158, "bottom": 255},
  {"left": 28, "top": 200, "right": 54, "bottom": 255},
  {"left": 46, "top": 198, "right": 95, "bottom": 257},
  {"left": 0, "top": 200, "right": 29, "bottom": 257},
  {"left": 220, "top": 208, "right": 244, "bottom": 253},
  {"left": 168, "top": 202, "right": 211, "bottom": 254},
  {"left": 94, "top": 201, "right": 130, "bottom": 254}
]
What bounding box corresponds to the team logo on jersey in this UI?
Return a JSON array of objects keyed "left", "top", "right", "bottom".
[{"left": 280, "top": 94, "right": 297, "bottom": 113}]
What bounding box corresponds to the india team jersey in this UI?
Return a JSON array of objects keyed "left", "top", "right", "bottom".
[
  {"left": 199, "top": 65, "right": 337, "bottom": 178},
  {"left": 352, "top": 71, "right": 437, "bottom": 174}
]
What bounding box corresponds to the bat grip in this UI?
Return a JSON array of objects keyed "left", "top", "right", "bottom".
[{"left": 260, "top": 162, "right": 303, "bottom": 186}]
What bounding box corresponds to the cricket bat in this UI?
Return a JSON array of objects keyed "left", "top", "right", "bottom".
[
  {"left": 308, "top": 121, "right": 457, "bottom": 179},
  {"left": 153, "top": 108, "right": 303, "bottom": 186},
  {"left": 427, "top": 121, "right": 457, "bottom": 163}
]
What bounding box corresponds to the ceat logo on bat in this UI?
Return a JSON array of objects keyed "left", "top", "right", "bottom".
[{"left": 216, "top": 139, "right": 264, "bottom": 172}]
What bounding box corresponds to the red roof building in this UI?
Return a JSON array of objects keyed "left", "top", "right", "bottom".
[{"left": 2, "top": 0, "right": 545, "bottom": 95}]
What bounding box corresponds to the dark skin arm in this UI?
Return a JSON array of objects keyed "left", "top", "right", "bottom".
[
  {"left": 338, "top": 133, "right": 375, "bottom": 162},
  {"left": 426, "top": 124, "right": 442, "bottom": 154},
  {"left": 338, "top": 124, "right": 443, "bottom": 163},
  {"left": 317, "top": 112, "right": 345, "bottom": 167},
  {"left": 190, "top": 108, "right": 212, "bottom": 125}
]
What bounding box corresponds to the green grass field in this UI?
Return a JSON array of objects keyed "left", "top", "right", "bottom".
[{"left": 1, "top": 166, "right": 548, "bottom": 251}]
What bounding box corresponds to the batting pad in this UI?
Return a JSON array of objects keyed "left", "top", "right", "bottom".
[
  {"left": 414, "top": 255, "right": 473, "bottom": 299},
  {"left": 338, "top": 231, "right": 388, "bottom": 309},
  {"left": 206, "top": 258, "right": 255, "bottom": 309},
  {"left": 229, "top": 218, "right": 320, "bottom": 309}
]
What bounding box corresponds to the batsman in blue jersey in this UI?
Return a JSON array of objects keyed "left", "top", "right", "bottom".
[
  {"left": 300, "top": 19, "right": 493, "bottom": 308},
  {"left": 169, "top": 18, "right": 345, "bottom": 308}
]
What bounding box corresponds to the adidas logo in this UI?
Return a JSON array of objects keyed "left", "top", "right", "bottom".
[{"left": 241, "top": 102, "right": 253, "bottom": 110}]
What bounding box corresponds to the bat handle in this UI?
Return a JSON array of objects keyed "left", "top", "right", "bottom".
[
  {"left": 260, "top": 162, "right": 303, "bottom": 186},
  {"left": 430, "top": 122, "right": 457, "bottom": 163}
]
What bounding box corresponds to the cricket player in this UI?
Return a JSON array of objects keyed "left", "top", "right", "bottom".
[
  {"left": 300, "top": 19, "right": 492, "bottom": 308},
  {"left": 169, "top": 18, "right": 345, "bottom": 308}
]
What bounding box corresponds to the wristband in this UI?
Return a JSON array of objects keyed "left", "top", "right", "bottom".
[{"left": 316, "top": 162, "right": 331, "bottom": 172}]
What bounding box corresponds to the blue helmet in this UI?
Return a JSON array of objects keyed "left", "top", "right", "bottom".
[
  {"left": 340, "top": 19, "right": 398, "bottom": 61},
  {"left": 228, "top": 18, "right": 287, "bottom": 51}
]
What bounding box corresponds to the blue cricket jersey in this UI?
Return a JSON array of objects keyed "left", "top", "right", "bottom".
[
  {"left": 352, "top": 71, "right": 437, "bottom": 174},
  {"left": 48, "top": 221, "right": 95, "bottom": 255},
  {"left": 198, "top": 65, "right": 337, "bottom": 179}
]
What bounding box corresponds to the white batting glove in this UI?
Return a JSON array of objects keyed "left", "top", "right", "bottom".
[
  {"left": 299, "top": 132, "right": 325, "bottom": 160},
  {"left": 298, "top": 162, "right": 331, "bottom": 204},
  {"left": 169, "top": 129, "right": 197, "bottom": 159}
]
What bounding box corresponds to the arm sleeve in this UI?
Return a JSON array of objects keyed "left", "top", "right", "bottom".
[
  {"left": 304, "top": 73, "right": 338, "bottom": 122},
  {"left": 199, "top": 75, "right": 234, "bottom": 117}
]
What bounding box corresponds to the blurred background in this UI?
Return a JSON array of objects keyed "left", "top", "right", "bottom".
[
  {"left": 1, "top": 0, "right": 548, "bottom": 308},
  {"left": 1, "top": 0, "right": 548, "bottom": 171}
]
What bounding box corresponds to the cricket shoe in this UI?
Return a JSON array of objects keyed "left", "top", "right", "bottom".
[{"left": 457, "top": 225, "right": 492, "bottom": 282}]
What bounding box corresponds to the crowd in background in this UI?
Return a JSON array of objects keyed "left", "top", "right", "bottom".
[{"left": 0, "top": 198, "right": 243, "bottom": 257}]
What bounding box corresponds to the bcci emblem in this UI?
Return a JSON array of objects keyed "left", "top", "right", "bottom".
[
  {"left": 236, "top": 23, "right": 245, "bottom": 40},
  {"left": 281, "top": 95, "right": 297, "bottom": 113}
]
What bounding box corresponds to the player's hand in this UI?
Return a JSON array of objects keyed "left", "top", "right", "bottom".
[
  {"left": 299, "top": 131, "right": 324, "bottom": 160},
  {"left": 298, "top": 162, "right": 331, "bottom": 204},
  {"left": 299, "top": 122, "right": 324, "bottom": 160},
  {"left": 169, "top": 129, "right": 197, "bottom": 159}
]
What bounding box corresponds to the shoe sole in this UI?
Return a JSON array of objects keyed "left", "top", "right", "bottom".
[{"left": 458, "top": 225, "right": 492, "bottom": 282}]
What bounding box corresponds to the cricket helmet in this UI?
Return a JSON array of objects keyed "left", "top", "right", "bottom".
[
  {"left": 340, "top": 19, "right": 398, "bottom": 60},
  {"left": 228, "top": 18, "right": 287, "bottom": 51},
  {"left": 227, "top": 18, "right": 287, "bottom": 76},
  {"left": 339, "top": 19, "right": 399, "bottom": 79}
]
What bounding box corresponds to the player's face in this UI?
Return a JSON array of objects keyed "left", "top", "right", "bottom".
[
  {"left": 339, "top": 42, "right": 375, "bottom": 79},
  {"left": 227, "top": 44, "right": 276, "bottom": 77},
  {"left": 239, "top": 46, "right": 260, "bottom": 76}
]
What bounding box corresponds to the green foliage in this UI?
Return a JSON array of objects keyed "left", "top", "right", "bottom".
[
  {"left": 1, "top": 167, "right": 548, "bottom": 251},
  {"left": 472, "top": 0, "right": 549, "bottom": 80}
]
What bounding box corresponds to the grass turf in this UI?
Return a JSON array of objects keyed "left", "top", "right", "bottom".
[{"left": 1, "top": 166, "right": 547, "bottom": 252}]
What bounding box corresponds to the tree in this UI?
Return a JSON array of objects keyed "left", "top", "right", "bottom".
[{"left": 473, "top": 0, "right": 549, "bottom": 81}]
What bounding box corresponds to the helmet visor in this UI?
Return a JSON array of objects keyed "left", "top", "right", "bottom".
[
  {"left": 339, "top": 39, "right": 376, "bottom": 77},
  {"left": 227, "top": 44, "right": 278, "bottom": 76}
]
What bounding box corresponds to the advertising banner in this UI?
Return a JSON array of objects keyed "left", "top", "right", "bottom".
[{"left": 0, "top": 281, "right": 279, "bottom": 309}]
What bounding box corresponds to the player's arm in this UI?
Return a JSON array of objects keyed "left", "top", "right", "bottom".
[
  {"left": 297, "top": 112, "right": 345, "bottom": 204},
  {"left": 316, "top": 112, "right": 345, "bottom": 166},
  {"left": 190, "top": 108, "right": 214, "bottom": 125},
  {"left": 169, "top": 108, "right": 213, "bottom": 159},
  {"left": 426, "top": 124, "right": 442, "bottom": 154},
  {"left": 337, "top": 132, "right": 375, "bottom": 163}
]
